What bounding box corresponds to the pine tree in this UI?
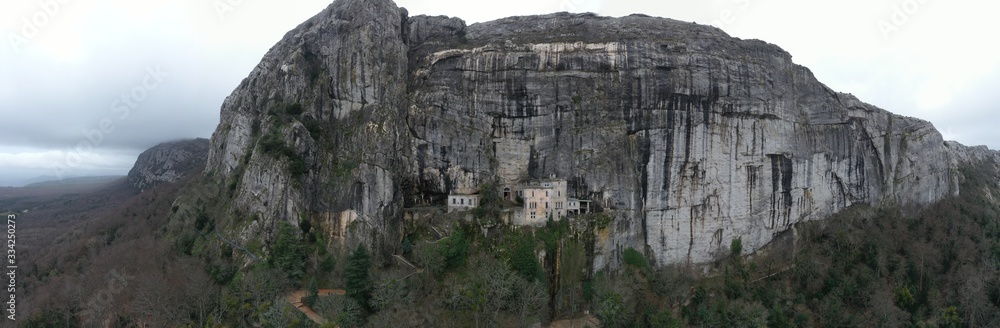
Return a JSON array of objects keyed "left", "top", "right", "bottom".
[
  {"left": 305, "top": 276, "right": 319, "bottom": 307},
  {"left": 345, "top": 243, "right": 372, "bottom": 309},
  {"left": 270, "top": 222, "right": 305, "bottom": 280}
]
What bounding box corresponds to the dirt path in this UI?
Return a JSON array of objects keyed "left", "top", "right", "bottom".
[{"left": 285, "top": 289, "right": 346, "bottom": 325}]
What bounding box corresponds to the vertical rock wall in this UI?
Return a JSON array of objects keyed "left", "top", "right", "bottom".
[{"left": 206, "top": 1, "right": 958, "bottom": 267}]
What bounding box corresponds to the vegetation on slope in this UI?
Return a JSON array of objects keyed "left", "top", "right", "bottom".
[{"left": 20, "top": 157, "right": 1000, "bottom": 327}]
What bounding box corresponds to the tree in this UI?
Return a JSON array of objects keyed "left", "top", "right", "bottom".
[
  {"left": 443, "top": 255, "right": 522, "bottom": 327},
  {"left": 473, "top": 181, "right": 503, "bottom": 221},
  {"left": 730, "top": 237, "right": 743, "bottom": 258},
  {"left": 508, "top": 233, "right": 544, "bottom": 282},
  {"left": 345, "top": 244, "right": 373, "bottom": 310},
  {"left": 940, "top": 306, "right": 961, "bottom": 328},
  {"left": 622, "top": 247, "right": 649, "bottom": 272},
  {"left": 305, "top": 276, "right": 319, "bottom": 307},
  {"left": 370, "top": 269, "right": 412, "bottom": 312},
  {"left": 271, "top": 221, "right": 306, "bottom": 280}
]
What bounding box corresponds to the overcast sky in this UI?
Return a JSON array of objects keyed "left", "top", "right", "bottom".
[{"left": 1, "top": 0, "right": 997, "bottom": 186}]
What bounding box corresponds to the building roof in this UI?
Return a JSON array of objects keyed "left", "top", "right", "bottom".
[{"left": 517, "top": 178, "right": 566, "bottom": 189}]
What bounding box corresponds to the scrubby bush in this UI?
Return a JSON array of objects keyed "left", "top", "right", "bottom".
[
  {"left": 285, "top": 102, "right": 303, "bottom": 115},
  {"left": 622, "top": 247, "right": 648, "bottom": 271}
]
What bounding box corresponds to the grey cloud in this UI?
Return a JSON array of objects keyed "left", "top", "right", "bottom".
[{"left": 0, "top": 0, "right": 997, "bottom": 183}]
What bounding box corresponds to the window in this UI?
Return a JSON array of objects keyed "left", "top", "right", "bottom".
[
  {"left": 558, "top": 191, "right": 561, "bottom": 197},
  {"left": 531, "top": 191, "right": 534, "bottom": 197},
  {"left": 530, "top": 213, "right": 536, "bottom": 220},
  {"left": 529, "top": 202, "right": 537, "bottom": 209},
  {"left": 452, "top": 198, "right": 456, "bottom": 205},
  {"left": 545, "top": 202, "right": 549, "bottom": 208},
  {"left": 546, "top": 191, "right": 549, "bottom": 197}
]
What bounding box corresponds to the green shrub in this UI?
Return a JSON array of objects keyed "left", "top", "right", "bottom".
[
  {"left": 285, "top": 102, "right": 303, "bottom": 115},
  {"left": 415, "top": 241, "right": 447, "bottom": 277},
  {"left": 302, "top": 116, "right": 323, "bottom": 140},
  {"left": 472, "top": 181, "right": 502, "bottom": 220},
  {"left": 596, "top": 293, "right": 630, "bottom": 328},
  {"left": 730, "top": 237, "right": 743, "bottom": 258},
  {"left": 298, "top": 218, "right": 312, "bottom": 235},
  {"left": 176, "top": 231, "right": 197, "bottom": 256},
  {"left": 332, "top": 159, "right": 357, "bottom": 180},
  {"left": 288, "top": 155, "right": 308, "bottom": 177},
  {"left": 645, "top": 308, "right": 683, "bottom": 328},
  {"left": 251, "top": 119, "right": 261, "bottom": 136},
  {"left": 194, "top": 209, "right": 213, "bottom": 232},
  {"left": 443, "top": 228, "right": 470, "bottom": 270},
  {"left": 583, "top": 279, "right": 594, "bottom": 301},
  {"left": 507, "top": 233, "right": 544, "bottom": 282},
  {"left": 940, "top": 306, "right": 961, "bottom": 328},
  {"left": 258, "top": 131, "right": 308, "bottom": 177},
  {"left": 622, "top": 247, "right": 649, "bottom": 271},
  {"left": 208, "top": 263, "right": 236, "bottom": 285},
  {"left": 894, "top": 285, "right": 916, "bottom": 310},
  {"left": 259, "top": 133, "right": 285, "bottom": 156},
  {"left": 321, "top": 254, "right": 336, "bottom": 273}
]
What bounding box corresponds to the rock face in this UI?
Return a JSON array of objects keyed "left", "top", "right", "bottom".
[
  {"left": 206, "top": 0, "right": 962, "bottom": 267},
  {"left": 128, "top": 138, "right": 210, "bottom": 191}
]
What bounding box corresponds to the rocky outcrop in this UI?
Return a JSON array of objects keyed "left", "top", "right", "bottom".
[
  {"left": 206, "top": 0, "right": 409, "bottom": 259},
  {"left": 206, "top": 0, "right": 964, "bottom": 267},
  {"left": 128, "top": 138, "right": 210, "bottom": 191}
]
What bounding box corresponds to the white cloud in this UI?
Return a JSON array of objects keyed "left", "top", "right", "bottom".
[{"left": 0, "top": 147, "right": 136, "bottom": 181}]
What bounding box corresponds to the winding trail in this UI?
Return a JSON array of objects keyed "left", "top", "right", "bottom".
[
  {"left": 285, "top": 289, "right": 346, "bottom": 324},
  {"left": 285, "top": 255, "right": 422, "bottom": 324}
]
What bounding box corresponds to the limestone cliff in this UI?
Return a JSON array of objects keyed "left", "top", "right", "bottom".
[
  {"left": 128, "top": 138, "right": 209, "bottom": 191},
  {"left": 206, "top": 0, "right": 962, "bottom": 267}
]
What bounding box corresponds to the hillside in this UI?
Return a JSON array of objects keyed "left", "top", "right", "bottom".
[
  {"left": 17, "top": 140, "right": 212, "bottom": 326},
  {"left": 128, "top": 138, "right": 210, "bottom": 191}
]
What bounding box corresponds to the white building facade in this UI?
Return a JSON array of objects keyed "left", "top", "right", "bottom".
[{"left": 447, "top": 194, "right": 480, "bottom": 213}]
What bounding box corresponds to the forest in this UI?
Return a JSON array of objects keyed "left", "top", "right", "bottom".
[{"left": 16, "top": 158, "right": 1000, "bottom": 327}]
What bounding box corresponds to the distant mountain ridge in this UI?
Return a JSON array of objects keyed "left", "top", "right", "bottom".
[
  {"left": 127, "top": 138, "right": 210, "bottom": 191},
  {"left": 0, "top": 175, "right": 113, "bottom": 188},
  {"left": 24, "top": 175, "right": 123, "bottom": 188}
]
